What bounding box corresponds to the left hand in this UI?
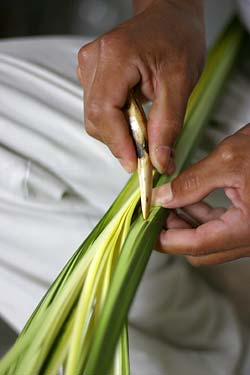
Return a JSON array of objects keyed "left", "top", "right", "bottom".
[
  {"left": 153, "top": 124, "right": 250, "bottom": 266},
  {"left": 77, "top": 0, "right": 205, "bottom": 173}
]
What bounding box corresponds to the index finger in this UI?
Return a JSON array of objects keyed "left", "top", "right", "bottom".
[
  {"left": 147, "top": 71, "right": 191, "bottom": 173},
  {"left": 84, "top": 62, "right": 141, "bottom": 172}
]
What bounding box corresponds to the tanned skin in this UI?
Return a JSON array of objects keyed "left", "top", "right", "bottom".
[{"left": 78, "top": 1, "right": 250, "bottom": 265}]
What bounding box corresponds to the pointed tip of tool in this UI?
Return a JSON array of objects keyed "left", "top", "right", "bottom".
[
  {"left": 141, "top": 200, "right": 150, "bottom": 220},
  {"left": 139, "top": 157, "right": 152, "bottom": 221}
]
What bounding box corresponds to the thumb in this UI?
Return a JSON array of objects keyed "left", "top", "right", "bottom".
[
  {"left": 147, "top": 73, "right": 190, "bottom": 174},
  {"left": 153, "top": 152, "right": 228, "bottom": 208}
]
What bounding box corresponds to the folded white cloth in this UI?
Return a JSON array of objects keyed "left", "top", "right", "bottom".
[{"left": 0, "top": 37, "right": 129, "bottom": 329}]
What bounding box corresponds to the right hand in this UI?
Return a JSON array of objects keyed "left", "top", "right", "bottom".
[
  {"left": 77, "top": 0, "right": 205, "bottom": 173},
  {"left": 153, "top": 124, "right": 250, "bottom": 266}
]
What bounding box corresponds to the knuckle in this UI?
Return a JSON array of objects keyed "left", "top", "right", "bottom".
[
  {"left": 86, "top": 102, "right": 102, "bottom": 124},
  {"left": 78, "top": 44, "right": 93, "bottom": 65},
  {"left": 105, "top": 28, "right": 130, "bottom": 45},
  {"left": 217, "top": 142, "right": 236, "bottom": 164},
  {"left": 216, "top": 140, "right": 246, "bottom": 182},
  {"left": 99, "top": 33, "right": 114, "bottom": 50},
  {"left": 98, "top": 31, "right": 125, "bottom": 57},
  {"left": 174, "top": 171, "right": 202, "bottom": 195}
]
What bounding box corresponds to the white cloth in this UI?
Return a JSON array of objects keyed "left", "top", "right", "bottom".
[
  {"left": 1, "top": 4, "right": 250, "bottom": 374},
  {"left": 0, "top": 36, "right": 129, "bottom": 329}
]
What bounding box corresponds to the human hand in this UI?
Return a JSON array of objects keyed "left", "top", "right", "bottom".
[
  {"left": 153, "top": 125, "right": 250, "bottom": 266},
  {"left": 77, "top": 0, "right": 205, "bottom": 173}
]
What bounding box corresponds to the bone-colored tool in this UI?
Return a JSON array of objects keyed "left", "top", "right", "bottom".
[{"left": 126, "top": 92, "right": 153, "bottom": 220}]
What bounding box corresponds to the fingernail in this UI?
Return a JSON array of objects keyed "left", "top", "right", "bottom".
[
  {"left": 154, "top": 145, "right": 171, "bottom": 174},
  {"left": 152, "top": 183, "right": 173, "bottom": 207}
]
